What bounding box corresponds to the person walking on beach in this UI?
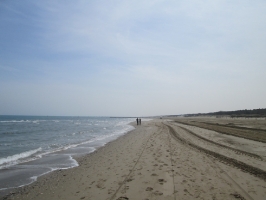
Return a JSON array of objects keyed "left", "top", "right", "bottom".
[
  {"left": 136, "top": 118, "right": 139, "bottom": 125},
  {"left": 139, "top": 118, "right": 141, "bottom": 125}
]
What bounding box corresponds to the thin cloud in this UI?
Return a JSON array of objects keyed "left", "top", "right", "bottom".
[{"left": 0, "top": 0, "right": 265, "bottom": 116}]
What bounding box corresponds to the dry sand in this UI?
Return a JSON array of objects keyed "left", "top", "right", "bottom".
[{"left": 2, "top": 119, "right": 266, "bottom": 200}]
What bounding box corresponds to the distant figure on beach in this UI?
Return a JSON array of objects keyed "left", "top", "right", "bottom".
[
  {"left": 136, "top": 118, "right": 139, "bottom": 125},
  {"left": 139, "top": 118, "right": 141, "bottom": 125}
]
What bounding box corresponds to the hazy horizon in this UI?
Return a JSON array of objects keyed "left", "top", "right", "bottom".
[
  {"left": 1, "top": 1, "right": 266, "bottom": 116},
  {"left": 0, "top": 107, "right": 265, "bottom": 118}
]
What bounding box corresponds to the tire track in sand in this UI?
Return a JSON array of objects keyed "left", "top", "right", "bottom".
[
  {"left": 165, "top": 125, "right": 176, "bottom": 200},
  {"left": 165, "top": 123, "right": 266, "bottom": 181},
  {"left": 164, "top": 123, "right": 254, "bottom": 200},
  {"left": 170, "top": 122, "right": 262, "bottom": 160}
]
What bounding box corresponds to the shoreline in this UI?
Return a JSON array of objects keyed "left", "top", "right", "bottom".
[
  {"left": 2, "top": 118, "right": 266, "bottom": 200},
  {"left": 0, "top": 121, "right": 136, "bottom": 198},
  {"left": 1, "top": 121, "right": 140, "bottom": 199}
]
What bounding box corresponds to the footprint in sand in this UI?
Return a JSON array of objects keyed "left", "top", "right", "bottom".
[
  {"left": 153, "top": 191, "right": 163, "bottom": 196},
  {"left": 146, "top": 187, "right": 153, "bottom": 191},
  {"left": 158, "top": 179, "right": 166, "bottom": 185},
  {"left": 230, "top": 193, "right": 245, "bottom": 199},
  {"left": 96, "top": 179, "right": 106, "bottom": 189},
  {"left": 116, "top": 197, "right": 129, "bottom": 200}
]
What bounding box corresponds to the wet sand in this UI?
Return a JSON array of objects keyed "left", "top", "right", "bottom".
[{"left": 2, "top": 119, "right": 266, "bottom": 200}]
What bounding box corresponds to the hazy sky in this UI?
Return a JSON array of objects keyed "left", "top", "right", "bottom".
[{"left": 0, "top": 0, "right": 265, "bottom": 116}]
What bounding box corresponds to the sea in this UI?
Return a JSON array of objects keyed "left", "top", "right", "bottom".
[{"left": 0, "top": 115, "right": 138, "bottom": 196}]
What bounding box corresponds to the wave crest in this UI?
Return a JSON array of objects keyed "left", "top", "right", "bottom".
[{"left": 0, "top": 147, "right": 42, "bottom": 167}]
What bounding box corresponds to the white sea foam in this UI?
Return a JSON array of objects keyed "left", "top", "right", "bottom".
[
  {"left": 47, "top": 155, "right": 79, "bottom": 170},
  {"left": 0, "top": 117, "right": 136, "bottom": 194},
  {"left": 0, "top": 148, "right": 42, "bottom": 168},
  {"left": 0, "top": 120, "right": 30, "bottom": 123}
]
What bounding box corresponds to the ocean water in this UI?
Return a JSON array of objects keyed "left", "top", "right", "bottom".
[{"left": 0, "top": 116, "right": 136, "bottom": 196}]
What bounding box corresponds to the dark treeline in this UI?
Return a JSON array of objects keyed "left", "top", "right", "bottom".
[{"left": 183, "top": 108, "right": 266, "bottom": 118}]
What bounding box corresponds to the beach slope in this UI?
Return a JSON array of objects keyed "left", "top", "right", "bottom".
[{"left": 3, "top": 119, "right": 266, "bottom": 200}]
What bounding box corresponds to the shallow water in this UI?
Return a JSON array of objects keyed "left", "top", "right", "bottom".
[{"left": 0, "top": 116, "right": 136, "bottom": 195}]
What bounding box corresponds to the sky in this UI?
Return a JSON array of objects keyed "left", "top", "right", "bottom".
[{"left": 0, "top": 0, "right": 266, "bottom": 117}]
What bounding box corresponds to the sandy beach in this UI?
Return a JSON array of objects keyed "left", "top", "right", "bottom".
[{"left": 2, "top": 118, "right": 266, "bottom": 200}]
